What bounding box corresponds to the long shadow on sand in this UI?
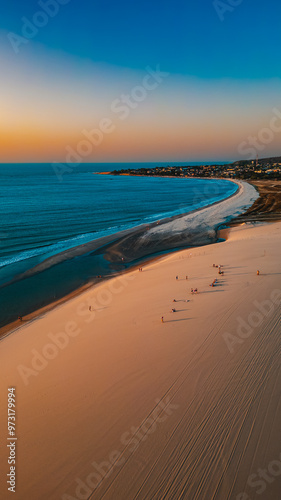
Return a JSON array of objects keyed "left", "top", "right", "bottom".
[
  {"left": 169, "top": 309, "right": 189, "bottom": 313},
  {"left": 164, "top": 318, "right": 192, "bottom": 323}
]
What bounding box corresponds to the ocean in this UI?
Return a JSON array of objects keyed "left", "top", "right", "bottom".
[{"left": 0, "top": 162, "right": 236, "bottom": 327}]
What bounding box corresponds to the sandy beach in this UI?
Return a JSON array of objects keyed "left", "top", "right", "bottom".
[
  {"left": 0, "top": 216, "right": 280, "bottom": 499},
  {"left": 2, "top": 0, "right": 281, "bottom": 497},
  {"left": 0, "top": 179, "right": 258, "bottom": 331}
]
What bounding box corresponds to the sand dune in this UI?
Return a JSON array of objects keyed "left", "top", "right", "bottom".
[{"left": 0, "top": 221, "right": 280, "bottom": 499}]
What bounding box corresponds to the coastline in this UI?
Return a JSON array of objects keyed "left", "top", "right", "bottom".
[
  {"left": 3, "top": 178, "right": 240, "bottom": 286},
  {"left": 1, "top": 217, "right": 280, "bottom": 498},
  {"left": 230, "top": 179, "right": 281, "bottom": 224},
  {"left": 0, "top": 179, "right": 256, "bottom": 334}
]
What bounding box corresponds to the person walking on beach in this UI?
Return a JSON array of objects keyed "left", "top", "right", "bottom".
[
  {"left": 161, "top": 316, "right": 164, "bottom": 323},
  {"left": 257, "top": 270, "right": 260, "bottom": 275},
  {"left": 186, "top": 275, "right": 188, "bottom": 280},
  {"left": 176, "top": 275, "right": 178, "bottom": 280}
]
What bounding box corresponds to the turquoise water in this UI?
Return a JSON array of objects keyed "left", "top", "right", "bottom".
[{"left": 0, "top": 162, "right": 236, "bottom": 326}]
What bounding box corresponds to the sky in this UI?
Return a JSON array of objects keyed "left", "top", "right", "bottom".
[{"left": 1, "top": 0, "right": 281, "bottom": 163}]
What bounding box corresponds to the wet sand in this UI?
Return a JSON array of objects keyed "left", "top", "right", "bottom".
[
  {"left": 230, "top": 180, "right": 281, "bottom": 223},
  {"left": 0, "top": 180, "right": 256, "bottom": 332}
]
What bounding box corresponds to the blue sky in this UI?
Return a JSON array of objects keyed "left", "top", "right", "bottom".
[
  {"left": 2, "top": 0, "right": 281, "bottom": 79},
  {"left": 1, "top": 0, "right": 281, "bottom": 162}
]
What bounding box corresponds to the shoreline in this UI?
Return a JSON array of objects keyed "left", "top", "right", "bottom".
[
  {"left": 230, "top": 179, "right": 281, "bottom": 224},
  {"left": 3, "top": 178, "right": 240, "bottom": 287},
  {"left": 0, "top": 179, "right": 256, "bottom": 335},
  {"left": 1, "top": 219, "right": 280, "bottom": 498}
]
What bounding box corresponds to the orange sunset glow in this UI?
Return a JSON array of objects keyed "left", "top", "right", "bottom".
[{"left": 2, "top": 43, "right": 281, "bottom": 163}]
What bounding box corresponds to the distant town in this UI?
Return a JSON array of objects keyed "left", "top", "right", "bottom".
[{"left": 111, "top": 156, "right": 281, "bottom": 180}]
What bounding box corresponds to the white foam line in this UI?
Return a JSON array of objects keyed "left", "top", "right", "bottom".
[{"left": 145, "top": 180, "right": 258, "bottom": 237}]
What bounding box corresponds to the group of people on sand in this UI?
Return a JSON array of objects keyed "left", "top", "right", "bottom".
[
  {"left": 162, "top": 263, "right": 226, "bottom": 323},
  {"left": 210, "top": 278, "right": 218, "bottom": 287},
  {"left": 15, "top": 260, "right": 261, "bottom": 327},
  {"left": 210, "top": 264, "right": 225, "bottom": 286},
  {"left": 87, "top": 263, "right": 261, "bottom": 326},
  {"left": 161, "top": 273, "right": 197, "bottom": 322},
  {"left": 213, "top": 263, "right": 224, "bottom": 276}
]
